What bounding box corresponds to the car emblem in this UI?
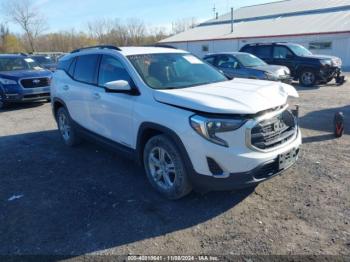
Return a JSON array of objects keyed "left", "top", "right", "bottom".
[{"left": 32, "top": 79, "right": 41, "bottom": 85}]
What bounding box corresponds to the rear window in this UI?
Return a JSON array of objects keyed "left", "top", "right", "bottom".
[
  {"left": 73, "top": 55, "right": 99, "bottom": 84},
  {"left": 254, "top": 46, "right": 272, "bottom": 59},
  {"left": 241, "top": 45, "right": 255, "bottom": 54}
]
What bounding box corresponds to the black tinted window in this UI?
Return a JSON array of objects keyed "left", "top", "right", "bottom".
[
  {"left": 254, "top": 46, "right": 272, "bottom": 59},
  {"left": 74, "top": 55, "right": 99, "bottom": 84},
  {"left": 98, "top": 55, "right": 131, "bottom": 86},
  {"left": 68, "top": 58, "right": 76, "bottom": 77},
  {"left": 57, "top": 58, "right": 72, "bottom": 71},
  {"left": 241, "top": 45, "right": 255, "bottom": 53}
]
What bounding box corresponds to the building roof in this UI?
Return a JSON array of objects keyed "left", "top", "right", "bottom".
[{"left": 160, "top": 0, "right": 350, "bottom": 43}]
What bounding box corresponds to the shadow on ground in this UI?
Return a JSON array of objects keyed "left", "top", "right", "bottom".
[
  {"left": 0, "top": 130, "right": 252, "bottom": 255},
  {"left": 0, "top": 102, "right": 46, "bottom": 113},
  {"left": 300, "top": 105, "right": 350, "bottom": 143}
]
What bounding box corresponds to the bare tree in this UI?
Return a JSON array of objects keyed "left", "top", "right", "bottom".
[
  {"left": 171, "top": 17, "right": 197, "bottom": 35},
  {"left": 3, "top": 0, "right": 48, "bottom": 52},
  {"left": 126, "top": 18, "right": 146, "bottom": 45}
]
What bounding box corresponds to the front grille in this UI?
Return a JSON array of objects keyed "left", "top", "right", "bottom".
[
  {"left": 251, "top": 110, "right": 296, "bottom": 150},
  {"left": 23, "top": 93, "right": 50, "bottom": 99},
  {"left": 21, "top": 78, "right": 50, "bottom": 88}
]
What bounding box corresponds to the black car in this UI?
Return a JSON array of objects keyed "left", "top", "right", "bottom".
[
  {"left": 203, "top": 52, "right": 292, "bottom": 83},
  {"left": 240, "top": 43, "right": 346, "bottom": 87}
]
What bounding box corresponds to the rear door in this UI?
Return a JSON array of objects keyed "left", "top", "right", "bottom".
[
  {"left": 68, "top": 54, "right": 101, "bottom": 133},
  {"left": 253, "top": 45, "right": 273, "bottom": 64}
]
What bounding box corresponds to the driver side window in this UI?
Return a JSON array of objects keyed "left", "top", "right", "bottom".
[
  {"left": 98, "top": 55, "right": 131, "bottom": 86},
  {"left": 217, "top": 55, "right": 240, "bottom": 69},
  {"left": 273, "top": 46, "right": 293, "bottom": 59}
]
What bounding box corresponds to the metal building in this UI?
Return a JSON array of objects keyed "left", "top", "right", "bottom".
[{"left": 160, "top": 0, "right": 350, "bottom": 70}]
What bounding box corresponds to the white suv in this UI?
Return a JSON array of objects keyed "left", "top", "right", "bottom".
[{"left": 51, "top": 45, "right": 302, "bottom": 199}]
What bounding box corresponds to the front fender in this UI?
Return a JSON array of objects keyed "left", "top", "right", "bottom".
[{"left": 280, "top": 82, "right": 299, "bottom": 98}]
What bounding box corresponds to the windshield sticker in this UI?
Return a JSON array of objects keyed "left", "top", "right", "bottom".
[
  {"left": 24, "top": 58, "right": 35, "bottom": 63},
  {"left": 183, "top": 55, "right": 203, "bottom": 64}
]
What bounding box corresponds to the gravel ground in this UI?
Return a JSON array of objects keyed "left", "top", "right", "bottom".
[{"left": 0, "top": 75, "right": 349, "bottom": 258}]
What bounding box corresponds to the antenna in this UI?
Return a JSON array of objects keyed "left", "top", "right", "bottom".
[{"left": 212, "top": 4, "right": 216, "bottom": 19}]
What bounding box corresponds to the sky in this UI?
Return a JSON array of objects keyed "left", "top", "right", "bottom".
[{"left": 0, "top": 0, "right": 282, "bottom": 33}]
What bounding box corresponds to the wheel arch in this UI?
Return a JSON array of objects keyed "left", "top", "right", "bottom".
[
  {"left": 136, "top": 122, "right": 194, "bottom": 172},
  {"left": 52, "top": 97, "right": 68, "bottom": 120},
  {"left": 296, "top": 65, "right": 318, "bottom": 77}
]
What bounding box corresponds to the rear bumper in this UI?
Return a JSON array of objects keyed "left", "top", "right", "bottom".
[{"left": 190, "top": 148, "right": 299, "bottom": 192}]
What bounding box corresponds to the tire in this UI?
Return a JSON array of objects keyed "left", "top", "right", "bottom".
[
  {"left": 143, "top": 135, "right": 192, "bottom": 200},
  {"left": 299, "top": 70, "right": 317, "bottom": 87},
  {"left": 56, "top": 107, "right": 81, "bottom": 147},
  {"left": 0, "top": 100, "right": 6, "bottom": 110}
]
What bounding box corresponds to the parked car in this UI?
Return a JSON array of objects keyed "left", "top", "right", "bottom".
[
  {"left": 240, "top": 42, "right": 346, "bottom": 87},
  {"left": 0, "top": 54, "right": 52, "bottom": 109},
  {"left": 203, "top": 52, "right": 292, "bottom": 83},
  {"left": 51, "top": 45, "right": 301, "bottom": 199},
  {"left": 29, "top": 55, "right": 57, "bottom": 71}
]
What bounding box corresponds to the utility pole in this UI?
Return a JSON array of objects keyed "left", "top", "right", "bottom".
[{"left": 231, "top": 7, "right": 234, "bottom": 33}]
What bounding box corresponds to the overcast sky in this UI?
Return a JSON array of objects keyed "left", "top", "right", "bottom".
[{"left": 0, "top": 0, "right": 281, "bottom": 33}]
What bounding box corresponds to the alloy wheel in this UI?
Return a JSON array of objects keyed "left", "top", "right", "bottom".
[
  {"left": 148, "top": 146, "right": 176, "bottom": 190},
  {"left": 301, "top": 72, "right": 315, "bottom": 86}
]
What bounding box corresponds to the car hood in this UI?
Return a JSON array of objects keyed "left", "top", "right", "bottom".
[
  {"left": 153, "top": 78, "right": 298, "bottom": 114},
  {"left": 302, "top": 54, "right": 339, "bottom": 60},
  {"left": 0, "top": 69, "right": 52, "bottom": 80},
  {"left": 253, "top": 65, "right": 290, "bottom": 76}
]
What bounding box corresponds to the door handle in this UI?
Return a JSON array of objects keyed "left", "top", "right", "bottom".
[
  {"left": 62, "top": 85, "right": 70, "bottom": 91},
  {"left": 93, "top": 93, "right": 101, "bottom": 99}
]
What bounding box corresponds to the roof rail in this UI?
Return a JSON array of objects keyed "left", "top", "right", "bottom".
[
  {"left": 246, "top": 42, "right": 288, "bottom": 46},
  {"left": 7, "top": 52, "right": 28, "bottom": 56},
  {"left": 147, "top": 44, "right": 177, "bottom": 49},
  {"left": 70, "top": 45, "right": 121, "bottom": 54}
]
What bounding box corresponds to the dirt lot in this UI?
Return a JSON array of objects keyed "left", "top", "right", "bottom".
[{"left": 0, "top": 76, "right": 349, "bottom": 258}]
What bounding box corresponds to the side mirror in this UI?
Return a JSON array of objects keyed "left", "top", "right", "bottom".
[
  {"left": 104, "top": 80, "right": 131, "bottom": 92},
  {"left": 286, "top": 54, "right": 294, "bottom": 59}
]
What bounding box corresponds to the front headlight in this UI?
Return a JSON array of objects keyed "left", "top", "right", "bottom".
[
  {"left": 320, "top": 59, "right": 332, "bottom": 66},
  {"left": 0, "top": 78, "right": 17, "bottom": 85},
  {"left": 190, "top": 115, "right": 247, "bottom": 147},
  {"left": 264, "top": 72, "right": 277, "bottom": 80}
]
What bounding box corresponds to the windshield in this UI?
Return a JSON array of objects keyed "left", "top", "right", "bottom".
[
  {"left": 32, "top": 56, "right": 53, "bottom": 65},
  {"left": 128, "top": 53, "right": 227, "bottom": 89},
  {"left": 0, "top": 57, "right": 43, "bottom": 71},
  {"left": 235, "top": 53, "right": 266, "bottom": 67},
  {"left": 288, "top": 44, "right": 312, "bottom": 56}
]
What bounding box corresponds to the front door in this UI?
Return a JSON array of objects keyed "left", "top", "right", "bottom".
[{"left": 95, "top": 55, "right": 135, "bottom": 147}]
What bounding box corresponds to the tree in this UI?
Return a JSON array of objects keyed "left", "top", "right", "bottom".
[
  {"left": 171, "top": 17, "right": 197, "bottom": 35},
  {"left": 3, "top": 0, "right": 48, "bottom": 52}
]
